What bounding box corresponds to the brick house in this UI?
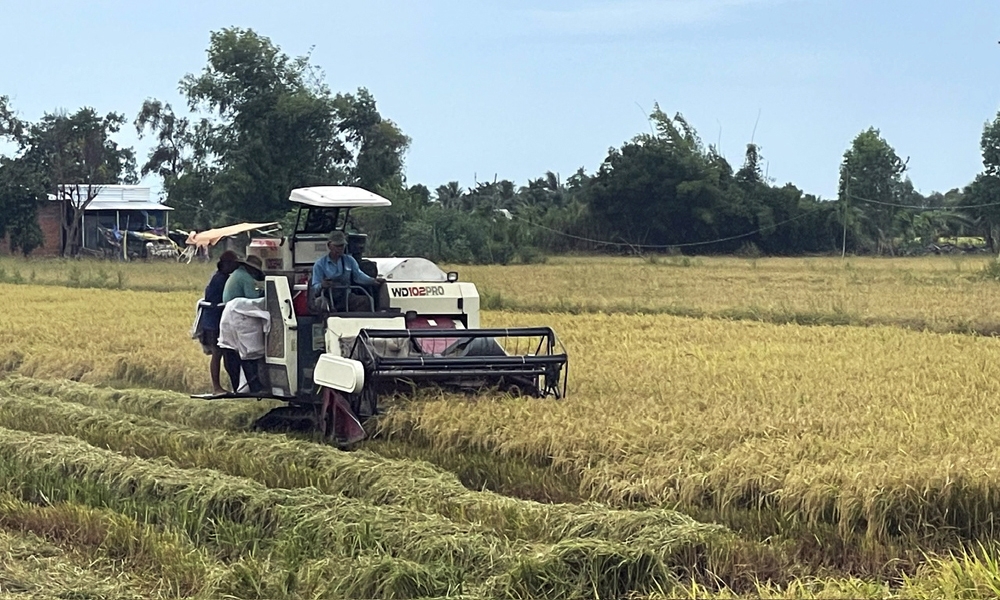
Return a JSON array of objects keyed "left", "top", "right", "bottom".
[{"left": 0, "top": 185, "right": 173, "bottom": 256}]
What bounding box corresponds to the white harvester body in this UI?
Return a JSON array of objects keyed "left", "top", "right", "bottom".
[{"left": 234, "top": 186, "right": 566, "bottom": 444}]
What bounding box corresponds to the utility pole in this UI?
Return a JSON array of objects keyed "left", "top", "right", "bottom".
[{"left": 842, "top": 169, "right": 849, "bottom": 258}]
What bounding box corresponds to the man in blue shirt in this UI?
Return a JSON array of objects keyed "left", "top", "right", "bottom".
[{"left": 311, "top": 230, "right": 383, "bottom": 312}]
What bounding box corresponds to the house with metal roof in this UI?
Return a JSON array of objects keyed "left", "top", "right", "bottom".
[
  {"left": 68, "top": 185, "right": 173, "bottom": 253},
  {"left": 0, "top": 184, "right": 173, "bottom": 257}
]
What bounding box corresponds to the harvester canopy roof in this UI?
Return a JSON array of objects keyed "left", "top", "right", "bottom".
[
  {"left": 185, "top": 222, "right": 280, "bottom": 249},
  {"left": 289, "top": 186, "right": 392, "bottom": 208}
]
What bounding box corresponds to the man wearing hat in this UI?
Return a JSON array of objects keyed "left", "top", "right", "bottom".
[
  {"left": 219, "top": 253, "right": 267, "bottom": 393},
  {"left": 311, "top": 230, "right": 383, "bottom": 312},
  {"left": 223, "top": 254, "right": 265, "bottom": 303}
]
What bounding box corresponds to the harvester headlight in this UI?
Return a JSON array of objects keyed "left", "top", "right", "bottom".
[{"left": 447, "top": 271, "right": 459, "bottom": 282}]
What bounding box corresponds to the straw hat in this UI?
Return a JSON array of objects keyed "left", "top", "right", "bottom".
[{"left": 239, "top": 255, "right": 264, "bottom": 273}]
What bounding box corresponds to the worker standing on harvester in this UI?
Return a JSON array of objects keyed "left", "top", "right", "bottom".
[
  {"left": 311, "top": 230, "right": 385, "bottom": 312},
  {"left": 218, "top": 255, "right": 267, "bottom": 393},
  {"left": 197, "top": 250, "right": 239, "bottom": 395},
  {"left": 223, "top": 255, "right": 265, "bottom": 303}
]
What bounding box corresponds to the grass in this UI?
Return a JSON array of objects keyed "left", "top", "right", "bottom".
[{"left": 0, "top": 255, "right": 211, "bottom": 291}]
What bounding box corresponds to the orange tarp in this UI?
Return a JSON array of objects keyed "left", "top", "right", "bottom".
[{"left": 185, "top": 222, "right": 279, "bottom": 248}]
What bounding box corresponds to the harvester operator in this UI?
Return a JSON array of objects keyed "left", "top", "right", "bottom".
[{"left": 311, "top": 230, "right": 385, "bottom": 312}]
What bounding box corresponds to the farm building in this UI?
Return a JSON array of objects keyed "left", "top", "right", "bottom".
[{"left": 0, "top": 185, "right": 173, "bottom": 257}]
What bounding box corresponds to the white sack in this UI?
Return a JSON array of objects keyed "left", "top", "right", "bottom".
[{"left": 218, "top": 297, "right": 271, "bottom": 360}]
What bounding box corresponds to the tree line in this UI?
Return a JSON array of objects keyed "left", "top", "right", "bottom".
[{"left": 1, "top": 27, "right": 999, "bottom": 261}]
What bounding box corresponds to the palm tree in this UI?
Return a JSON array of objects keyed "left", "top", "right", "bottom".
[{"left": 433, "top": 181, "right": 464, "bottom": 210}]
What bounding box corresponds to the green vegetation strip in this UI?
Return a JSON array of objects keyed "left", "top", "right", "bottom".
[
  {"left": 0, "top": 493, "right": 213, "bottom": 597},
  {"left": 0, "top": 376, "right": 275, "bottom": 431},
  {"left": 0, "top": 525, "right": 162, "bottom": 599},
  {"left": 0, "top": 493, "right": 462, "bottom": 599},
  {"left": 0, "top": 379, "right": 777, "bottom": 589},
  {"left": 0, "top": 419, "right": 750, "bottom": 598}
]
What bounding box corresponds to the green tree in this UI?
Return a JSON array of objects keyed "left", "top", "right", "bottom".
[
  {"left": 587, "top": 106, "right": 737, "bottom": 251},
  {"left": 434, "top": 181, "right": 464, "bottom": 210},
  {"left": 838, "top": 128, "right": 907, "bottom": 254},
  {"left": 0, "top": 98, "right": 136, "bottom": 256},
  {"left": 134, "top": 100, "right": 214, "bottom": 228},
  {"left": 139, "top": 28, "right": 409, "bottom": 226},
  {"left": 39, "top": 109, "right": 137, "bottom": 256},
  {"left": 963, "top": 112, "right": 1000, "bottom": 250},
  {"left": 179, "top": 28, "right": 345, "bottom": 222},
  {"left": 334, "top": 88, "right": 410, "bottom": 192},
  {"left": 0, "top": 96, "right": 43, "bottom": 254},
  {"left": 0, "top": 157, "right": 45, "bottom": 255}
]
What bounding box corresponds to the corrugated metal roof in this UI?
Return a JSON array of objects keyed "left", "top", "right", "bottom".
[
  {"left": 120, "top": 188, "right": 149, "bottom": 203},
  {"left": 83, "top": 201, "right": 173, "bottom": 212},
  {"left": 54, "top": 185, "right": 172, "bottom": 211}
]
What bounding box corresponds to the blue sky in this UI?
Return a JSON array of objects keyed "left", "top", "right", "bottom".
[{"left": 1, "top": 0, "right": 999, "bottom": 199}]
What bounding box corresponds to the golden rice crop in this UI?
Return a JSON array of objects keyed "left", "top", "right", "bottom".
[
  {"left": 383, "top": 310, "right": 1000, "bottom": 543},
  {"left": 657, "top": 542, "right": 1000, "bottom": 599},
  {"left": 0, "top": 283, "right": 206, "bottom": 391},
  {"left": 7, "top": 254, "right": 1000, "bottom": 596},
  {"left": 459, "top": 255, "right": 1000, "bottom": 333},
  {"left": 6, "top": 272, "right": 1000, "bottom": 545},
  {"left": 6, "top": 253, "right": 1000, "bottom": 333}
]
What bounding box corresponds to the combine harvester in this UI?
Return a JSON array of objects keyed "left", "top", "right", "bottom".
[{"left": 205, "top": 186, "right": 568, "bottom": 445}]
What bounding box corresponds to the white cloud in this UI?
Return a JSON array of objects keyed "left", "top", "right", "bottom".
[{"left": 523, "top": 0, "right": 786, "bottom": 36}]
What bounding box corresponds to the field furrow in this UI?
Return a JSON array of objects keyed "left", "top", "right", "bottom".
[
  {"left": 0, "top": 379, "right": 739, "bottom": 552},
  {"left": 0, "top": 419, "right": 758, "bottom": 598}
]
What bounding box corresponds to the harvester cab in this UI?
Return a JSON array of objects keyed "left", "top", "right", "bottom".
[{"left": 224, "top": 186, "right": 567, "bottom": 445}]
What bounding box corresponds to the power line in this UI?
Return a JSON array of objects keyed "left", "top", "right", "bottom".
[
  {"left": 510, "top": 204, "right": 828, "bottom": 250},
  {"left": 511, "top": 189, "right": 1000, "bottom": 251},
  {"left": 847, "top": 193, "right": 1000, "bottom": 210}
]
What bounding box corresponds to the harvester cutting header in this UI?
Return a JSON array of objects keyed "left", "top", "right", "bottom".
[{"left": 199, "top": 186, "right": 567, "bottom": 445}]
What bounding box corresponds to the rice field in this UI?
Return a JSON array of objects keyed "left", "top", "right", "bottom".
[
  {"left": 4, "top": 254, "right": 1000, "bottom": 597},
  {"left": 5, "top": 253, "right": 1000, "bottom": 332}
]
